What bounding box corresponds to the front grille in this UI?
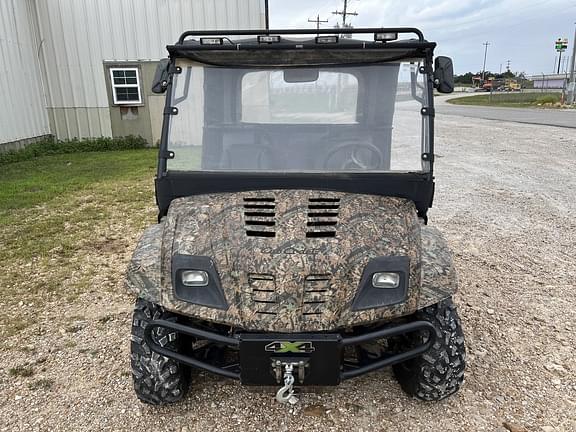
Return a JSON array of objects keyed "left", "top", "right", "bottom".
[
  {"left": 302, "top": 274, "right": 332, "bottom": 316},
  {"left": 243, "top": 197, "right": 276, "bottom": 238},
  {"left": 248, "top": 273, "right": 277, "bottom": 315},
  {"left": 245, "top": 272, "right": 333, "bottom": 319},
  {"left": 306, "top": 197, "right": 340, "bottom": 238}
]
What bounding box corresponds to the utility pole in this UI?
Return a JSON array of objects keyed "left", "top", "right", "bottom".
[
  {"left": 553, "top": 56, "right": 558, "bottom": 73},
  {"left": 333, "top": 0, "right": 358, "bottom": 37},
  {"left": 308, "top": 14, "right": 329, "bottom": 35},
  {"left": 568, "top": 22, "right": 576, "bottom": 104},
  {"left": 555, "top": 37, "right": 568, "bottom": 74},
  {"left": 481, "top": 42, "right": 490, "bottom": 81},
  {"left": 264, "top": 0, "right": 269, "bottom": 30}
]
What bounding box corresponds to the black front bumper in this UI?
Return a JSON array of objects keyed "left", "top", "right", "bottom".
[{"left": 144, "top": 319, "right": 435, "bottom": 386}]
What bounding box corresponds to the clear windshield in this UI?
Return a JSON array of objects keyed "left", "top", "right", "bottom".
[{"left": 167, "top": 59, "right": 429, "bottom": 173}]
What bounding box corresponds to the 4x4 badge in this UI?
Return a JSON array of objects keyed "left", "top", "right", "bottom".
[{"left": 265, "top": 341, "right": 315, "bottom": 354}]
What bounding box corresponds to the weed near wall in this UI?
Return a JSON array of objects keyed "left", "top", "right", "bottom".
[{"left": 0, "top": 135, "right": 148, "bottom": 165}]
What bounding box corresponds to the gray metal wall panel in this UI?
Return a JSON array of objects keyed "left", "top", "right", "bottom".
[
  {"left": 0, "top": 0, "right": 50, "bottom": 144},
  {"left": 47, "top": 107, "right": 112, "bottom": 140},
  {"left": 1, "top": 0, "right": 264, "bottom": 142},
  {"left": 35, "top": 0, "right": 264, "bottom": 139}
]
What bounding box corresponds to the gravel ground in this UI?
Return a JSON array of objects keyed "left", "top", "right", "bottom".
[{"left": 1, "top": 114, "right": 575, "bottom": 432}]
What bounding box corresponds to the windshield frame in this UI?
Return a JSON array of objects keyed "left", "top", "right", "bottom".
[
  {"left": 160, "top": 55, "right": 434, "bottom": 176},
  {"left": 155, "top": 28, "right": 438, "bottom": 219}
]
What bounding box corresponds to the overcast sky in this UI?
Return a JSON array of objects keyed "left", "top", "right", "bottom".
[{"left": 268, "top": 0, "right": 576, "bottom": 76}]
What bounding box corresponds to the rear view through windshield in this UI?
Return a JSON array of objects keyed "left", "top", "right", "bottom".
[
  {"left": 167, "top": 59, "right": 430, "bottom": 173},
  {"left": 241, "top": 70, "right": 359, "bottom": 124}
]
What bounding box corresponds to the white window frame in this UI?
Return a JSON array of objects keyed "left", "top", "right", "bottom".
[{"left": 109, "top": 67, "right": 142, "bottom": 105}]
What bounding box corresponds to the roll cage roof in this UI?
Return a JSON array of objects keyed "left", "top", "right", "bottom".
[
  {"left": 167, "top": 28, "right": 436, "bottom": 64},
  {"left": 156, "top": 28, "right": 437, "bottom": 221}
]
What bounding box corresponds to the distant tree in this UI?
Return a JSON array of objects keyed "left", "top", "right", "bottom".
[
  {"left": 454, "top": 72, "right": 474, "bottom": 84},
  {"left": 455, "top": 70, "right": 521, "bottom": 84}
]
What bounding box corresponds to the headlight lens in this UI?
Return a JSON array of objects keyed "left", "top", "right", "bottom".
[
  {"left": 181, "top": 270, "right": 209, "bottom": 287},
  {"left": 372, "top": 272, "right": 400, "bottom": 289}
]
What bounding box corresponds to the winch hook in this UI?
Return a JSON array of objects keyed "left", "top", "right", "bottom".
[{"left": 275, "top": 363, "right": 298, "bottom": 405}]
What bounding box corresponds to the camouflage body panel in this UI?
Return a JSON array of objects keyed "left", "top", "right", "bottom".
[
  {"left": 125, "top": 190, "right": 458, "bottom": 332},
  {"left": 126, "top": 224, "right": 163, "bottom": 303},
  {"left": 418, "top": 226, "right": 458, "bottom": 308}
]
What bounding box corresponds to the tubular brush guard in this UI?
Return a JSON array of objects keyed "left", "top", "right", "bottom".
[{"left": 143, "top": 319, "right": 436, "bottom": 384}]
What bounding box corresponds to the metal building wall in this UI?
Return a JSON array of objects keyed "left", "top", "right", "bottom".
[
  {"left": 0, "top": 0, "right": 50, "bottom": 147},
  {"left": 35, "top": 0, "right": 265, "bottom": 140}
]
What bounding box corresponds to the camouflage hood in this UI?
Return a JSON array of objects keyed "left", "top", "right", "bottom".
[{"left": 159, "top": 190, "right": 422, "bottom": 332}]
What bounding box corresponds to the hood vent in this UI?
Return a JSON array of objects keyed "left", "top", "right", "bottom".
[
  {"left": 306, "top": 197, "right": 340, "bottom": 238},
  {"left": 248, "top": 273, "right": 277, "bottom": 315},
  {"left": 302, "top": 274, "right": 332, "bottom": 316},
  {"left": 243, "top": 197, "right": 276, "bottom": 238}
]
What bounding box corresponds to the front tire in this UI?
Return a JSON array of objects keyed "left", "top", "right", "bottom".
[
  {"left": 130, "top": 298, "right": 190, "bottom": 404},
  {"left": 393, "top": 298, "right": 466, "bottom": 401}
]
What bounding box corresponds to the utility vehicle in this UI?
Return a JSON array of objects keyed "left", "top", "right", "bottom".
[{"left": 126, "top": 27, "right": 465, "bottom": 405}]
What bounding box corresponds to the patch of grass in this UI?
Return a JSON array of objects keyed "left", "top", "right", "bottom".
[
  {"left": 0, "top": 149, "right": 156, "bottom": 212},
  {"left": 0, "top": 149, "right": 159, "bottom": 336},
  {"left": 447, "top": 92, "right": 562, "bottom": 108},
  {"left": 534, "top": 95, "right": 558, "bottom": 104},
  {"left": 63, "top": 340, "right": 77, "bottom": 348},
  {"left": 8, "top": 365, "right": 34, "bottom": 377},
  {"left": 0, "top": 150, "right": 156, "bottom": 264},
  {"left": 0, "top": 135, "right": 147, "bottom": 165},
  {"left": 28, "top": 378, "right": 54, "bottom": 390}
]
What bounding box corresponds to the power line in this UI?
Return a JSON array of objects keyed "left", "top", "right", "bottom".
[
  {"left": 308, "top": 14, "right": 329, "bottom": 35},
  {"left": 332, "top": 0, "right": 358, "bottom": 28},
  {"left": 481, "top": 42, "right": 490, "bottom": 81},
  {"left": 568, "top": 22, "right": 576, "bottom": 104}
]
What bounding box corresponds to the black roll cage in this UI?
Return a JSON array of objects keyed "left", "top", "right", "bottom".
[
  {"left": 176, "top": 27, "right": 425, "bottom": 43},
  {"left": 155, "top": 28, "right": 437, "bottom": 220}
]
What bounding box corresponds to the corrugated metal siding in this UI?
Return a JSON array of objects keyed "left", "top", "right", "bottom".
[
  {"left": 0, "top": 0, "right": 50, "bottom": 145},
  {"left": 35, "top": 0, "right": 264, "bottom": 139}
]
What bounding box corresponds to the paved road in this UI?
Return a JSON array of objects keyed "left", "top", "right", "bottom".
[{"left": 435, "top": 95, "right": 576, "bottom": 129}]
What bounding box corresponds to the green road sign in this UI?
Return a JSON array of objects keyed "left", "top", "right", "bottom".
[{"left": 555, "top": 38, "right": 568, "bottom": 51}]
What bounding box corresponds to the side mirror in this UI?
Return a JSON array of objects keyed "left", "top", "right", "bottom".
[
  {"left": 434, "top": 56, "right": 454, "bottom": 94},
  {"left": 151, "top": 59, "right": 170, "bottom": 94}
]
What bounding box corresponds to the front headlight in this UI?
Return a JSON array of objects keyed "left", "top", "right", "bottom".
[
  {"left": 372, "top": 272, "right": 400, "bottom": 289},
  {"left": 351, "top": 256, "right": 410, "bottom": 311},
  {"left": 172, "top": 255, "right": 228, "bottom": 310},
  {"left": 181, "top": 270, "right": 209, "bottom": 287}
]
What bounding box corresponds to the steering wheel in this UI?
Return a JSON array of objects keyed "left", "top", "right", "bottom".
[{"left": 323, "top": 141, "right": 384, "bottom": 170}]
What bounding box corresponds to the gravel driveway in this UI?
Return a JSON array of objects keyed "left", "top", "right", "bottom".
[{"left": 1, "top": 114, "right": 575, "bottom": 432}]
